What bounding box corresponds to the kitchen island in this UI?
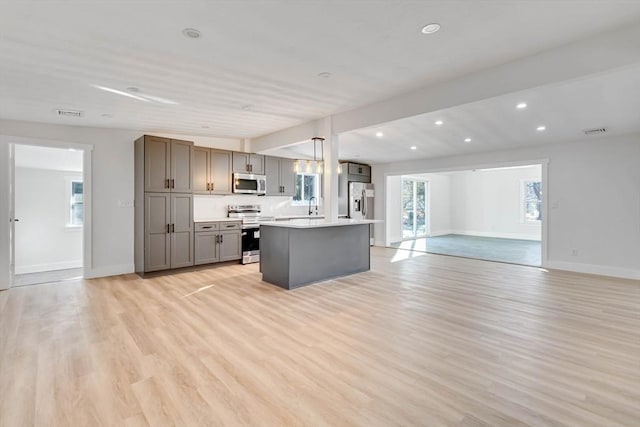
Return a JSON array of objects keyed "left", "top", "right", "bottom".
[{"left": 259, "top": 218, "right": 381, "bottom": 290}]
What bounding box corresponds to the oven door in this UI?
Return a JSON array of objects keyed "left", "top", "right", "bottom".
[{"left": 241, "top": 225, "right": 260, "bottom": 264}]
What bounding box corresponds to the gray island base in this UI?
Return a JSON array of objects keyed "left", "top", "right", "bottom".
[{"left": 260, "top": 219, "right": 379, "bottom": 290}]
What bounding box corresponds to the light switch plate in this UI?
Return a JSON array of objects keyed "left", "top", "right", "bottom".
[{"left": 118, "top": 200, "right": 134, "bottom": 208}]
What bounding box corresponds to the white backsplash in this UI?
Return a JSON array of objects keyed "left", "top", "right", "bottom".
[{"left": 194, "top": 195, "right": 323, "bottom": 220}]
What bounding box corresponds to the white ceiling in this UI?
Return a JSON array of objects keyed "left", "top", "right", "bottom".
[
  {"left": 2, "top": 1, "right": 640, "bottom": 138},
  {"left": 267, "top": 64, "right": 640, "bottom": 163}
]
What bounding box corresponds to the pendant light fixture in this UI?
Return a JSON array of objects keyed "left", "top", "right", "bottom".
[{"left": 312, "top": 137, "right": 325, "bottom": 174}]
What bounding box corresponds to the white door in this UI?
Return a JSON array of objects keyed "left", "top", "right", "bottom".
[
  {"left": 0, "top": 143, "right": 14, "bottom": 290},
  {"left": 8, "top": 144, "right": 15, "bottom": 287}
]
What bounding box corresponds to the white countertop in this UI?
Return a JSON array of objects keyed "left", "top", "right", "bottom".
[
  {"left": 259, "top": 218, "right": 382, "bottom": 229},
  {"left": 194, "top": 218, "right": 241, "bottom": 223}
]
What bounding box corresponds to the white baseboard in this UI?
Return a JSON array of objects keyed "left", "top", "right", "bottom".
[
  {"left": 428, "top": 230, "right": 454, "bottom": 237},
  {"left": 449, "top": 230, "right": 541, "bottom": 241},
  {"left": 85, "top": 263, "right": 135, "bottom": 279},
  {"left": 546, "top": 260, "right": 640, "bottom": 280},
  {"left": 15, "top": 260, "right": 82, "bottom": 275}
]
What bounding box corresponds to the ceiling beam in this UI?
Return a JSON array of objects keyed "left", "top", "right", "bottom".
[{"left": 251, "top": 22, "right": 640, "bottom": 153}]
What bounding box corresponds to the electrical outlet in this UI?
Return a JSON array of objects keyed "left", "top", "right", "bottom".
[
  {"left": 571, "top": 248, "right": 579, "bottom": 256},
  {"left": 118, "top": 200, "right": 134, "bottom": 208}
]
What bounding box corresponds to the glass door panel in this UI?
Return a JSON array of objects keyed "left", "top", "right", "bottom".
[{"left": 401, "top": 178, "right": 428, "bottom": 239}]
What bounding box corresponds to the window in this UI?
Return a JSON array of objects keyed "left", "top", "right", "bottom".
[
  {"left": 522, "top": 180, "right": 542, "bottom": 222},
  {"left": 69, "top": 180, "right": 83, "bottom": 226},
  {"left": 293, "top": 173, "right": 320, "bottom": 203}
]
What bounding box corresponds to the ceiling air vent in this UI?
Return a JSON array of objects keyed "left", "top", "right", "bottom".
[
  {"left": 583, "top": 127, "right": 607, "bottom": 136},
  {"left": 56, "top": 109, "right": 84, "bottom": 118}
]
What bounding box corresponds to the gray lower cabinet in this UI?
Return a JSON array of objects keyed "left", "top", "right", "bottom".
[
  {"left": 194, "top": 222, "right": 241, "bottom": 265},
  {"left": 195, "top": 232, "right": 219, "bottom": 264},
  {"left": 170, "top": 194, "right": 194, "bottom": 268},
  {"left": 265, "top": 156, "right": 296, "bottom": 196},
  {"left": 143, "top": 193, "right": 194, "bottom": 272},
  {"left": 219, "top": 229, "right": 242, "bottom": 261},
  {"left": 144, "top": 193, "right": 171, "bottom": 271}
]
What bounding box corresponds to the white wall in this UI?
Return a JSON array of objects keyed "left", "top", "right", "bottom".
[
  {"left": 449, "top": 166, "right": 542, "bottom": 240},
  {"left": 0, "top": 119, "right": 243, "bottom": 279},
  {"left": 374, "top": 132, "right": 640, "bottom": 280},
  {"left": 14, "top": 167, "right": 83, "bottom": 273},
  {"left": 386, "top": 175, "right": 403, "bottom": 243}
]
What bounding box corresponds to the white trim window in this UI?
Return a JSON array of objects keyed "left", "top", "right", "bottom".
[
  {"left": 522, "top": 180, "right": 542, "bottom": 222},
  {"left": 293, "top": 172, "right": 320, "bottom": 204},
  {"left": 67, "top": 179, "right": 84, "bottom": 227}
]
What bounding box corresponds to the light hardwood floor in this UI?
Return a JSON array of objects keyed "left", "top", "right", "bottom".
[{"left": 1, "top": 247, "right": 639, "bottom": 426}]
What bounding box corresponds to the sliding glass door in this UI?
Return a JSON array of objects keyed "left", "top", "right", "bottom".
[{"left": 402, "top": 178, "right": 427, "bottom": 239}]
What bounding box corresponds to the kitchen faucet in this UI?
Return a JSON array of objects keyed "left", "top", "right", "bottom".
[{"left": 308, "top": 196, "right": 318, "bottom": 216}]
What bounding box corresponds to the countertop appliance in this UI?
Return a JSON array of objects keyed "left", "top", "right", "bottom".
[
  {"left": 349, "top": 182, "right": 375, "bottom": 245},
  {"left": 233, "top": 173, "right": 266, "bottom": 195},
  {"left": 227, "top": 205, "right": 274, "bottom": 264}
]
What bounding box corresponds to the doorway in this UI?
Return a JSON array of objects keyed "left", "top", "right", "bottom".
[
  {"left": 387, "top": 164, "right": 545, "bottom": 267},
  {"left": 11, "top": 144, "right": 84, "bottom": 286}
]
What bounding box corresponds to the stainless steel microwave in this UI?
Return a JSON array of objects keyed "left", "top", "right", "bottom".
[{"left": 233, "top": 173, "right": 267, "bottom": 194}]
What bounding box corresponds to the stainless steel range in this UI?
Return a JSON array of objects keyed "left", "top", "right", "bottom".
[{"left": 227, "top": 205, "right": 274, "bottom": 264}]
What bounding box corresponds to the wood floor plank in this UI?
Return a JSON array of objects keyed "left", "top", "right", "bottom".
[{"left": 1, "top": 247, "right": 639, "bottom": 426}]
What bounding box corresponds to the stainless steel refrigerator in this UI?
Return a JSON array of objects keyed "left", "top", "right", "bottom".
[{"left": 349, "top": 182, "right": 375, "bottom": 245}]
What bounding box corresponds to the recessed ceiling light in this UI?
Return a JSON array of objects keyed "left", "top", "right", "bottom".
[
  {"left": 410, "top": 146, "right": 417, "bottom": 150},
  {"left": 318, "top": 72, "right": 332, "bottom": 78},
  {"left": 375, "top": 131, "right": 384, "bottom": 138},
  {"left": 421, "top": 23, "right": 441, "bottom": 34},
  {"left": 464, "top": 138, "right": 471, "bottom": 143},
  {"left": 182, "top": 28, "right": 201, "bottom": 39},
  {"left": 241, "top": 104, "right": 253, "bottom": 111},
  {"left": 126, "top": 87, "right": 140, "bottom": 93},
  {"left": 101, "top": 113, "right": 113, "bottom": 118},
  {"left": 516, "top": 102, "right": 527, "bottom": 109},
  {"left": 537, "top": 125, "right": 546, "bottom": 131},
  {"left": 201, "top": 125, "right": 209, "bottom": 128},
  {"left": 435, "top": 120, "right": 443, "bottom": 126}
]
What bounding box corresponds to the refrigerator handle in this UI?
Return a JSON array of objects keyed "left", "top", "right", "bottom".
[{"left": 361, "top": 189, "right": 367, "bottom": 217}]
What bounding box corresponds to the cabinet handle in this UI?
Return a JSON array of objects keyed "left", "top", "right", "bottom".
[
  {"left": 171, "top": 224, "right": 175, "bottom": 233},
  {"left": 166, "top": 179, "right": 170, "bottom": 188},
  {"left": 167, "top": 224, "right": 170, "bottom": 234},
  {"left": 215, "top": 235, "right": 220, "bottom": 243},
  {"left": 202, "top": 226, "right": 212, "bottom": 229},
  {"left": 211, "top": 182, "right": 215, "bottom": 191},
  {"left": 171, "top": 179, "right": 175, "bottom": 189},
  {"left": 220, "top": 234, "right": 223, "bottom": 243}
]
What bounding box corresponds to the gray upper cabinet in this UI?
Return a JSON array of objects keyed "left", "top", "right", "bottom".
[
  {"left": 265, "top": 156, "right": 296, "bottom": 196},
  {"left": 192, "top": 148, "right": 233, "bottom": 195},
  {"left": 232, "top": 152, "right": 264, "bottom": 174},
  {"left": 192, "top": 146, "right": 210, "bottom": 194},
  {"left": 171, "top": 139, "right": 193, "bottom": 193},
  {"left": 347, "top": 162, "right": 371, "bottom": 178},
  {"left": 142, "top": 135, "right": 193, "bottom": 193},
  {"left": 280, "top": 158, "right": 296, "bottom": 196},
  {"left": 144, "top": 136, "right": 170, "bottom": 192},
  {"left": 210, "top": 150, "right": 232, "bottom": 194}
]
